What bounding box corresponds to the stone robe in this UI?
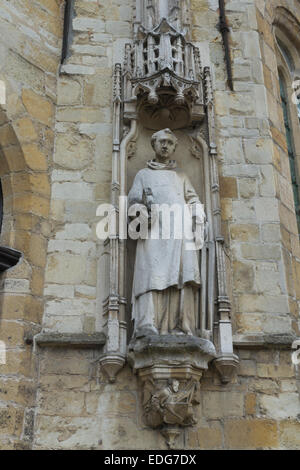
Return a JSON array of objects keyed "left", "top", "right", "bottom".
[{"left": 128, "top": 160, "right": 205, "bottom": 335}]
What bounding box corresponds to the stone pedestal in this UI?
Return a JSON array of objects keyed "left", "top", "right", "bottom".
[{"left": 128, "top": 335, "right": 216, "bottom": 448}]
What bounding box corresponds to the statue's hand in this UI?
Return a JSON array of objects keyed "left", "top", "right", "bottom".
[
  {"left": 191, "top": 202, "right": 206, "bottom": 224},
  {"left": 148, "top": 200, "right": 158, "bottom": 228},
  {"left": 204, "top": 220, "right": 209, "bottom": 242},
  {"left": 191, "top": 203, "right": 207, "bottom": 250},
  {"left": 192, "top": 216, "right": 207, "bottom": 250}
]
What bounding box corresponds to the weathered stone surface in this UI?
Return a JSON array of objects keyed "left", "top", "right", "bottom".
[
  {"left": 83, "top": 71, "right": 112, "bottom": 106},
  {"left": 230, "top": 224, "right": 259, "bottom": 242},
  {"left": 37, "top": 390, "right": 86, "bottom": 417},
  {"left": 22, "top": 144, "right": 48, "bottom": 171},
  {"left": 279, "top": 421, "right": 300, "bottom": 449},
  {"left": 128, "top": 335, "right": 216, "bottom": 372},
  {"left": 14, "top": 117, "right": 38, "bottom": 142},
  {"left": 224, "top": 419, "right": 278, "bottom": 449},
  {"left": 54, "top": 133, "right": 93, "bottom": 169},
  {"left": 5, "top": 51, "right": 45, "bottom": 92},
  {"left": 237, "top": 294, "right": 289, "bottom": 314},
  {"left": 60, "top": 64, "right": 96, "bottom": 75},
  {"left": 233, "top": 261, "right": 255, "bottom": 293},
  {"left": 52, "top": 182, "right": 94, "bottom": 201},
  {"left": 245, "top": 393, "right": 256, "bottom": 416},
  {"left": 239, "top": 360, "right": 257, "bottom": 377},
  {"left": 99, "top": 416, "right": 162, "bottom": 450},
  {"left": 241, "top": 244, "right": 281, "bottom": 260},
  {"left": 257, "top": 363, "right": 295, "bottom": 379},
  {"left": 34, "top": 416, "right": 102, "bottom": 450},
  {"left": 219, "top": 176, "right": 238, "bottom": 199},
  {"left": 238, "top": 178, "right": 257, "bottom": 198},
  {"left": 259, "top": 393, "right": 300, "bottom": 420},
  {"left": 56, "top": 107, "right": 103, "bottom": 123},
  {"left": 57, "top": 78, "right": 82, "bottom": 106},
  {"left": 244, "top": 137, "right": 274, "bottom": 164},
  {"left": 232, "top": 200, "right": 256, "bottom": 220},
  {"left": 45, "top": 253, "right": 88, "bottom": 284},
  {"left": 34, "top": 332, "right": 105, "bottom": 349},
  {"left": 22, "top": 89, "right": 54, "bottom": 126},
  {"left": 202, "top": 391, "right": 244, "bottom": 419},
  {"left": 87, "top": 390, "right": 136, "bottom": 416},
  {"left": 187, "top": 425, "right": 223, "bottom": 449},
  {"left": 39, "top": 350, "right": 92, "bottom": 376}
]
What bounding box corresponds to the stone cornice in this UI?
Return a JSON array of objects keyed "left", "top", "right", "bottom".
[
  {"left": 233, "top": 334, "right": 297, "bottom": 350},
  {"left": 32, "top": 332, "right": 106, "bottom": 349}
]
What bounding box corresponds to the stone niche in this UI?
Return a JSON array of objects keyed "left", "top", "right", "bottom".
[
  {"left": 124, "top": 124, "right": 219, "bottom": 446},
  {"left": 99, "top": 0, "right": 238, "bottom": 447}
]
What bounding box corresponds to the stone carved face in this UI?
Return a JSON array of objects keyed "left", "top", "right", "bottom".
[
  {"left": 151, "top": 128, "right": 177, "bottom": 161},
  {"left": 172, "top": 380, "right": 180, "bottom": 393}
]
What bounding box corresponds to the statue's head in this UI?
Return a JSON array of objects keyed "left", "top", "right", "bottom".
[
  {"left": 167, "top": 378, "right": 180, "bottom": 393},
  {"left": 172, "top": 380, "right": 180, "bottom": 393},
  {"left": 151, "top": 128, "right": 178, "bottom": 161}
]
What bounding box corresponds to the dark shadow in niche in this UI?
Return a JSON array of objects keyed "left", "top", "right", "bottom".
[{"left": 0, "top": 178, "right": 22, "bottom": 272}]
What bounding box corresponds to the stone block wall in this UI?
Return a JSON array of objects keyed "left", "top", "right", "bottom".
[
  {"left": 211, "top": 0, "right": 299, "bottom": 339},
  {"left": 0, "top": 0, "right": 299, "bottom": 450},
  {"left": 255, "top": 0, "right": 300, "bottom": 337},
  {"left": 43, "top": 0, "right": 133, "bottom": 335},
  {"left": 32, "top": 347, "right": 300, "bottom": 450},
  {"left": 0, "top": 0, "right": 64, "bottom": 450},
  {"left": 192, "top": 0, "right": 300, "bottom": 339}
]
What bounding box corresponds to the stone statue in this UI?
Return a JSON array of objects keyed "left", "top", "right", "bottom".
[{"left": 128, "top": 128, "right": 206, "bottom": 337}]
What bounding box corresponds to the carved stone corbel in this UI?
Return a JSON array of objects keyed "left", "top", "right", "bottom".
[
  {"left": 128, "top": 335, "right": 216, "bottom": 448},
  {"left": 214, "top": 353, "right": 239, "bottom": 384}
]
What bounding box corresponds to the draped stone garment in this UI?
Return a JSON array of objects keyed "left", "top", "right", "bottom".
[
  {"left": 128, "top": 161, "right": 205, "bottom": 334},
  {"left": 132, "top": 286, "right": 199, "bottom": 335}
]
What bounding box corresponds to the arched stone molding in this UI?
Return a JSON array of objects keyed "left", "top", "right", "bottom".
[
  {"left": 273, "top": 7, "right": 300, "bottom": 236},
  {"left": 0, "top": 85, "right": 51, "bottom": 449},
  {"left": 267, "top": 4, "right": 300, "bottom": 336},
  {"left": 273, "top": 6, "right": 300, "bottom": 79},
  {"left": 0, "top": 82, "right": 51, "bottom": 281},
  {"left": 0, "top": 0, "right": 64, "bottom": 450},
  {"left": 273, "top": 6, "right": 300, "bottom": 48}
]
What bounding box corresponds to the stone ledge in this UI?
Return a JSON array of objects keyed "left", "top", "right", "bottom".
[
  {"left": 59, "top": 64, "right": 96, "bottom": 75},
  {"left": 130, "top": 334, "right": 216, "bottom": 353},
  {"left": 33, "top": 332, "right": 106, "bottom": 349},
  {"left": 233, "top": 333, "right": 297, "bottom": 350},
  {"left": 128, "top": 334, "right": 217, "bottom": 372}
]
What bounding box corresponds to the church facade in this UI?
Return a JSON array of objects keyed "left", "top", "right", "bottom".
[{"left": 0, "top": 0, "right": 300, "bottom": 450}]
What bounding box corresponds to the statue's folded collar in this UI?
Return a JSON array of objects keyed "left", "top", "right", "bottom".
[{"left": 147, "top": 160, "right": 177, "bottom": 170}]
